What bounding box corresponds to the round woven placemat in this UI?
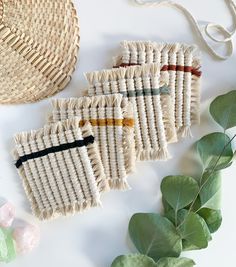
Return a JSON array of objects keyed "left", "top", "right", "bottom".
[{"left": 0, "top": 0, "right": 79, "bottom": 104}]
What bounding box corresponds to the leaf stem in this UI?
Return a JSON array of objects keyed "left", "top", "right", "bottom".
[{"left": 177, "top": 133, "right": 236, "bottom": 229}]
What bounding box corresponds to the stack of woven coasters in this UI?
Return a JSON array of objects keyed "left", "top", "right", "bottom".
[
  {"left": 85, "top": 63, "right": 176, "bottom": 160},
  {"left": 48, "top": 94, "right": 135, "bottom": 190},
  {"left": 13, "top": 40, "right": 201, "bottom": 221},
  {"left": 13, "top": 95, "right": 135, "bottom": 220}
]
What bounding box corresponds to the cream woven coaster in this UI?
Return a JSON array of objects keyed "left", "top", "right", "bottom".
[
  {"left": 48, "top": 94, "right": 135, "bottom": 190},
  {"left": 113, "top": 41, "right": 202, "bottom": 137},
  {"left": 13, "top": 118, "right": 104, "bottom": 220},
  {"left": 0, "top": 0, "right": 79, "bottom": 104},
  {"left": 85, "top": 63, "right": 175, "bottom": 161}
]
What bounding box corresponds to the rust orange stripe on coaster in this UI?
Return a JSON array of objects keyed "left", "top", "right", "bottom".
[
  {"left": 79, "top": 118, "right": 134, "bottom": 127},
  {"left": 115, "top": 63, "right": 202, "bottom": 77}
]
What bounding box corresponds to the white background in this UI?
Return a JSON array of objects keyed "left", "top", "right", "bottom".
[{"left": 0, "top": 0, "right": 236, "bottom": 266}]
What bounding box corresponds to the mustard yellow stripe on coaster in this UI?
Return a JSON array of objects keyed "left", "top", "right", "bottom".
[
  {"left": 79, "top": 118, "right": 135, "bottom": 128},
  {"left": 86, "top": 64, "right": 176, "bottom": 161},
  {"left": 48, "top": 94, "right": 136, "bottom": 191}
]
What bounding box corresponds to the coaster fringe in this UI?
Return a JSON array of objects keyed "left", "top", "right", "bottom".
[
  {"left": 12, "top": 149, "right": 41, "bottom": 218},
  {"left": 80, "top": 122, "right": 109, "bottom": 193},
  {"left": 191, "top": 59, "right": 202, "bottom": 125},
  {"left": 136, "top": 148, "right": 171, "bottom": 161},
  {"left": 108, "top": 179, "right": 131, "bottom": 191},
  {"left": 179, "top": 126, "right": 193, "bottom": 138},
  {"left": 86, "top": 64, "right": 170, "bottom": 86},
  {"left": 14, "top": 117, "right": 82, "bottom": 144},
  {"left": 122, "top": 100, "right": 136, "bottom": 173}
]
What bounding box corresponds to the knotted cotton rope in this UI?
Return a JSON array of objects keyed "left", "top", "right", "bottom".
[
  {"left": 48, "top": 94, "right": 135, "bottom": 190},
  {"left": 13, "top": 118, "right": 104, "bottom": 220},
  {"left": 85, "top": 63, "right": 175, "bottom": 161},
  {"left": 113, "top": 41, "right": 201, "bottom": 137}
]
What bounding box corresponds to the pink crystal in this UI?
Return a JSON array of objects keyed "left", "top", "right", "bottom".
[
  {"left": 0, "top": 202, "right": 15, "bottom": 228},
  {"left": 13, "top": 224, "right": 40, "bottom": 254}
]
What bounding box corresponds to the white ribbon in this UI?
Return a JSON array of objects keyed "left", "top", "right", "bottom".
[{"left": 134, "top": 0, "right": 236, "bottom": 60}]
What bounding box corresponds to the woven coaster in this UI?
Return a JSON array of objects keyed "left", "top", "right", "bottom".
[
  {"left": 113, "top": 41, "right": 202, "bottom": 137},
  {"left": 85, "top": 63, "right": 175, "bottom": 161},
  {"left": 48, "top": 94, "right": 135, "bottom": 190},
  {"left": 0, "top": 0, "right": 79, "bottom": 104},
  {"left": 13, "top": 118, "right": 104, "bottom": 220}
]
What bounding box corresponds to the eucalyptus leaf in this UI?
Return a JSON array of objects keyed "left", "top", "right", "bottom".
[
  {"left": 164, "top": 209, "right": 176, "bottom": 225},
  {"left": 129, "top": 213, "right": 182, "bottom": 261},
  {"left": 198, "top": 208, "right": 222, "bottom": 233},
  {"left": 157, "top": 257, "right": 195, "bottom": 267},
  {"left": 178, "top": 209, "right": 211, "bottom": 244},
  {"left": 210, "top": 90, "right": 236, "bottom": 130},
  {"left": 196, "top": 133, "right": 233, "bottom": 171},
  {"left": 200, "top": 171, "right": 221, "bottom": 210},
  {"left": 179, "top": 211, "right": 209, "bottom": 249},
  {"left": 162, "top": 197, "right": 173, "bottom": 214},
  {"left": 0, "top": 229, "right": 16, "bottom": 263},
  {"left": 182, "top": 240, "right": 199, "bottom": 251},
  {"left": 161, "top": 176, "right": 199, "bottom": 212},
  {"left": 111, "top": 254, "right": 157, "bottom": 267}
]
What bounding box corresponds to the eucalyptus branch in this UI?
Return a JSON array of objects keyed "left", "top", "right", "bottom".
[
  {"left": 111, "top": 90, "right": 236, "bottom": 267},
  {"left": 177, "top": 133, "right": 236, "bottom": 229}
]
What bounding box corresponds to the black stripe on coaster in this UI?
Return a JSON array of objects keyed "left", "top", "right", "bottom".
[{"left": 15, "top": 135, "right": 95, "bottom": 169}]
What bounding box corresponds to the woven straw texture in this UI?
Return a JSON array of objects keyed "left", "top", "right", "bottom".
[
  {"left": 114, "top": 41, "right": 202, "bottom": 137},
  {"left": 48, "top": 94, "right": 135, "bottom": 190},
  {"left": 0, "top": 0, "right": 79, "bottom": 104},
  {"left": 85, "top": 64, "right": 175, "bottom": 161},
  {"left": 13, "top": 119, "right": 104, "bottom": 220}
]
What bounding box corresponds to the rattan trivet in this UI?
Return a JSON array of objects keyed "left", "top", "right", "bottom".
[
  {"left": 13, "top": 119, "right": 104, "bottom": 220},
  {"left": 48, "top": 94, "right": 135, "bottom": 190},
  {"left": 113, "top": 41, "right": 202, "bottom": 137},
  {"left": 85, "top": 63, "right": 175, "bottom": 161},
  {"left": 0, "top": 0, "right": 79, "bottom": 104}
]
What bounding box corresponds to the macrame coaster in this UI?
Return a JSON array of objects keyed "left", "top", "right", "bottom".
[
  {"left": 0, "top": 0, "right": 79, "bottom": 104},
  {"left": 113, "top": 41, "right": 202, "bottom": 137},
  {"left": 48, "top": 94, "right": 135, "bottom": 190},
  {"left": 13, "top": 118, "right": 104, "bottom": 221},
  {"left": 85, "top": 63, "right": 175, "bottom": 161}
]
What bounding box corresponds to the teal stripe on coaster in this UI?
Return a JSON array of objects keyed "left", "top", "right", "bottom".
[{"left": 120, "top": 86, "right": 170, "bottom": 97}]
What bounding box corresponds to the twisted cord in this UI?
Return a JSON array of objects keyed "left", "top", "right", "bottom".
[{"left": 134, "top": 0, "right": 236, "bottom": 60}]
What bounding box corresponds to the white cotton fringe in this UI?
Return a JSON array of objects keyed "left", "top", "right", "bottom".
[
  {"left": 13, "top": 118, "right": 103, "bottom": 221},
  {"left": 48, "top": 94, "right": 135, "bottom": 191},
  {"left": 85, "top": 63, "right": 174, "bottom": 161},
  {"left": 113, "top": 41, "right": 202, "bottom": 138}
]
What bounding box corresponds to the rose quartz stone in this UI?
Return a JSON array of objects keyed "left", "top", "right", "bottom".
[
  {"left": 0, "top": 202, "right": 15, "bottom": 228},
  {"left": 13, "top": 224, "right": 40, "bottom": 254}
]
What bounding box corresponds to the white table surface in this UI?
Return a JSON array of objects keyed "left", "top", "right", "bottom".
[{"left": 1, "top": 0, "right": 236, "bottom": 266}]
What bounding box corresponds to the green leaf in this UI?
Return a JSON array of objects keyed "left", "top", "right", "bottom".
[
  {"left": 157, "top": 257, "right": 195, "bottom": 267},
  {"left": 161, "top": 176, "right": 199, "bottom": 212},
  {"left": 210, "top": 90, "right": 236, "bottom": 130},
  {"left": 182, "top": 240, "right": 199, "bottom": 251},
  {"left": 200, "top": 171, "right": 221, "bottom": 210},
  {"left": 196, "top": 133, "right": 233, "bottom": 171},
  {"left": 111, "top": 254, "right": 157, "bottom": 267},
  {"left": 177, "top": 209, "right": 211, "bottom": 250},
  {"left": 179, "top": 211, "right": 209, "bottom": 249},
  {"left": 0, "top": 229, "right": 16, "bottom": 263},
  {"left": 129, "top": 213, "right": 182, "bottom": 261},
  {"left": 162, "top": 197, "right": 173, "bottom": 214},
  {"left": 198, "top": 208, "right": 222, "bottom": 233}
]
